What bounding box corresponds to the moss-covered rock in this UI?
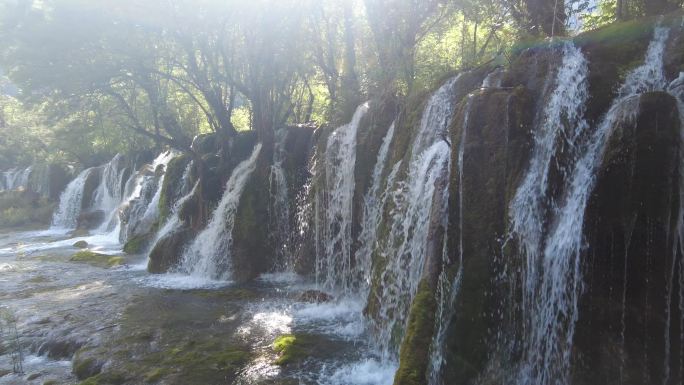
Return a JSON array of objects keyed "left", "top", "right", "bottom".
[
  {"left": 393, "top": 279, "right": 437, "bottom": 385},
  {"left": 273, "top": 334, "right": 319, "bottom": 365},
  {"left": 73, "top": 350, "right": 103, "bottom": 380},
  {"left": 70, "top": 251, "right": 124, "bottom": 268},
  {"left": 73, "top": 240, "right": 89, "bottom": 249},
  {"left": 147, "top": 227, "right": 194, "bottom": 273},
  {"left": 122, "top": 234, "right": 150, "bottom": 255}
]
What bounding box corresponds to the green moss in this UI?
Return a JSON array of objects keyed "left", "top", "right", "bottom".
[
  {"left": 70, "top": 251, "right": 124, "bottom": 268},
  {"left": 123, "top": 234, "right": 149, "bottom": 254},
  {"left": 143, "top": 368, "right": 166, "bottom": 383},
  {"left": 42, "top": 381, "right": 58, "bottom": 385},
  {"left": 73, "top": 356, "right": 100, "bottom": 379},
  {"left": 393, "top": 279, "right": 437, "bottom": 385},
  {"left": 73, "top": 240, "right": 89, "bottom": 249},
  {"left": 273, "top": 334, "right": 318, "bottom": 365},
  {"left": 78, "top": 372, "right": 126, "bottom": 385}
]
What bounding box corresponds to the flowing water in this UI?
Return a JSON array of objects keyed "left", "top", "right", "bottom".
[
  {"left": 269, "top": 128, "right": 292, "bottom": 270},
  {"left": 51, "top": 168, "right": 94, "bottom": 229},
  {"left": 370, "top": 76, "right": 462, "bottom": 360},
  {"left": 427, "top": 95, "right": 474, "bottom": 385},
  {"left": 0, "top": 167, "right": 32, "bottom": 191},
  {"left": 513, "top": 27, "right": 670, "bottom": 385},
  {"left": 317, "top": 103, "right": 369, "bottom": 294},
  {"left": 178, "top": 144, "right": 262, "bottom": 281},
  {"left": 355, "top": 121, "right": 396, "bottom": 295},
  {"left": 146, "top": 163, "right": 195, "bottom": 255}
]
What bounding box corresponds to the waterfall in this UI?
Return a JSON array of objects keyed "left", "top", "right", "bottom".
[
  {"left": 147, "top": 162, "right": 195, "bottom": 253},
  {"left": 317, "top": 103, "right": 369, "bottom": 293},
  {"left": 355, "top": 121, "right": 397, "bottom": 294},
  {"left": 482, "top": 67, "right": 505, "bottom": 88},
  {"left": 178, "top": 143, "right": 262, "bottom": 280},
  {"left": 137, "top": 152, "right": 176, "bottom": 229},
  {"left": 427, "top": 95, "right": 475, "bottom": 385},
  {"left": 371, "top": 76, "right": 462, "bottom": 359},
  {"left": 92, "top": 154, "right": 128, "bottom": 233},
  {"left": 122, "top": 151, "right": 178, "bottom": 243},
  {"left": 509, "top": 41, "right": 590, "bottom": 353},
  {"left": 269, "top": 128, "right": 292, "bottom": 270},
  {"left": 1, "top": 167, "right": 32, "bottom": 191},
  {"left": 51, "top": 168, "right": 94, "bottom": 229},
  {"left": 150, "top": 179, "right": 198, "bottom": 253},
  {"left": 514, "top": 27, "right": 670, "bottom": 385}
]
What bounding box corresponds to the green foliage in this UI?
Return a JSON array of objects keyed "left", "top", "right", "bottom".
[{"left": 0, "top": 191, "right": 54, "bottom": 229}]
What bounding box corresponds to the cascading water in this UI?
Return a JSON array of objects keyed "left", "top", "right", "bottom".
[
  {"left": 269, "top": 128, "right": 292, "bottom": 270},
  {"left": 427, "top": 95, "right": 474, "bottom": 385},
  {"left": 1, "top": 167, "right": 32, "bottom": 191},
  {"left": 135, "top": 152, "right": 176, "bottom": 233},
  {"left": 355, "top": 122, "right": 396, "bottom": 294},
  {"left": 178, "top": 144, "right": 262, "bottom": 281},
  {"left": 51, "top": 168, "right": 94, "bottom": 229},
  {"left": 514, "top": 27, "right": 670, "bottom": 385},
  {"left": 370, "top": 76, "right": 462, "bottom": 360},
  {"left": 147, "top": 162, "right": 195, "bottom": 253},
  {"left": 509, "top": 41, "right": 590, "bottom": 363},
  {"left": 150, "top": 179, "right": 198, "bottom": 254},
  {"left": 317, "top": 103, "right": 369, "bottom": 294},
  {"left": 92, "top": 154, "right": 128, "bottom": 233},
  {"left": 123, "top": 152, "right": 178, "bottom": 240}
]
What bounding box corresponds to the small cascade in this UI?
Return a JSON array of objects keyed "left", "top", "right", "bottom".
[
  {"left": 514, "top": 27, "right": 670, "bottom": 385},
  {"left": 371, "top": 76, "right": 462, "bottom": 359},
  {"left": 427, "top": 95, "right": 479, "bottom": 384},
  {"left": 509, "top": 41, "right": 590, "bottom": 360},
  {"left": 317, "top": 103, "right": 369, "bottom": 294},
  {"left": 146, "top": 162, "right": 194, "bottom": 253},
  {"left": 178, "top": 144, "right": 262, "bottom": 281},
  {"left": 482, "top": 67, "right": 505, "bottom": 88},
  {"left": 136, "top": 152, "right": 176, "bottom": 231},
  {"left": 1, "top": 167, "right": 32, "bottom": 191},
  {"left": 150, "top": 179, "right": 198, "bottom": 253},
  {"left": 269, "top": 128, "right": 292, "bottom": 270},
  {"left": 356, "top": 121, "right": 397, "bottom": 295},
  {"left": 51, "top": 168, "right": 94, "bottom": 229},
  {"left": 92, "top": 154, "right": 128, "bottom": 233}
]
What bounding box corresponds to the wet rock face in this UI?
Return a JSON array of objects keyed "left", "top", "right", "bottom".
[
  {"left": 441, "top": 88, "right": 533, "bottom": 384},
  {"left": 147, "top": 227, "right": 195, "bottom": 273},
  {"left": 578, "top": 92, "right": 683, "bottom": 385},
  {"left": 76, "top": 210, "right": 105, "bottom": 230}
]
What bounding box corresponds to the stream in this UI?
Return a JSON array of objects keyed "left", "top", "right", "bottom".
[{"left": 0, "top": 229, "right": 396, "bottom": 385}]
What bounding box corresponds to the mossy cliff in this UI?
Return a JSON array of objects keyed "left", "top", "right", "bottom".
[
  {"left": 393, "top": 279, "right": 437, "bottom": 385},
  {"left": 576, "top": 92, "right": 682, "bottom": 385},
  {"left": 391, "top": 15, "right": 684, "bottom": 385}
]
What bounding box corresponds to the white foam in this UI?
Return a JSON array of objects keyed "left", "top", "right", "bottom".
[
  {"left": 136, "top": 273, "right": 230, "bottom": 290},
  {"left": 323, "top": 359, "right": 397, "bottom": 385}
]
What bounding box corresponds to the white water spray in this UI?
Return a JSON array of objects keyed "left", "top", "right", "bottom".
[
  {"left": 317, "top": 103, "right": 369, "bottom": 294},
  {"left": 178, "top": 144, "right": 262, "bottom": 280}
]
